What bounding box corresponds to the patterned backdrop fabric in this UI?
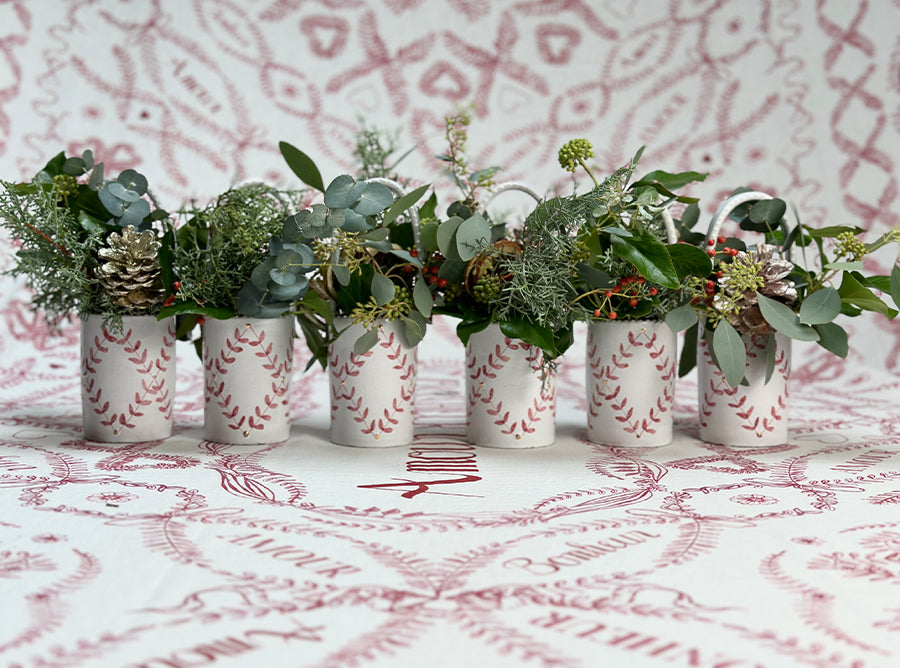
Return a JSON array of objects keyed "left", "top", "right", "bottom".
[{"left": 2, "top": 1, "right": 900, "bottom": 667}]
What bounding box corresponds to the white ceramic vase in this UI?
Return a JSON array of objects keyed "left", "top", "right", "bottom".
[
  {"left": 328, "top": 318, "right": 417, "bottom": 447},
  {"left": 586, "top": 320, "right": 676, "bottom": 447},
  {"left": 202, "top": 316, "right": 294, "bottom": 444},
  {"left": 465, "top": 323, "right": 556, "bottom": 448},
  {"left": 698, "top": 332, "right": 791, "bottom": 446},
  {"left": 80, "top": 314, "right": 175, "bottom": 443}
]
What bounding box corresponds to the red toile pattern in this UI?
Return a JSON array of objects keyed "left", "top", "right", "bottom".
[
  {"left": 699, "top": 335, "right": 790, "bottom": 439},
  {"left": 81, "top": 321, "right": 174, "bottom": 436},
  {"left": 466, "top": 336, "right": 555, "bottom": 438},
  {"left": 587, "top": 326, "right": 675, "bottom": 439},
  {"left": 204, "top": 323, "right": 292, "bottom": 437},
  {"left": 329, "top": 326, "right": 416, "bottom": 441}
]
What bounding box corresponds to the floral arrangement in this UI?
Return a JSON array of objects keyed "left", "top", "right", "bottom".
[
  {"left": 668, "top": 190, "right": 900, "bottom": 386},
  {"left": 549, "top": 140, "right": 710, "bottom": 327},
  {"left": 276, "top": 140, "right": 433, "bottom": 361},
  {"left": 0, "top": 150, "right": 172, "bottom": 326},
  {"left": 160, "top": 182, "right": 317, "bottom": 342}
]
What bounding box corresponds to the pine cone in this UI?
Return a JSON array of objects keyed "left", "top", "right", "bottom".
[{"left": 96, "top": 226, "right": 165, "bottom": 311}]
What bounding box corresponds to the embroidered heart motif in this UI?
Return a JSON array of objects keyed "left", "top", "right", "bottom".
[
  {"left": 498, "top": 84, "right": 531, "bottom": 114},
  {"left": 536, "top": 24, "right": 582, "bottom": 65},
  {"left": 301, "top": 15, "right": 349, "bottom": 58},
  {"left": 420, "top": 61, "right": 471, "bottom": 100}
]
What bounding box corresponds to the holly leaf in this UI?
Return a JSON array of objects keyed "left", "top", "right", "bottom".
[{"left": 611, "top": 229, "right": 680, "bottom": 289}]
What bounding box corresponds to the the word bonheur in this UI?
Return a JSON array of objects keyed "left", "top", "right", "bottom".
[{"left": 505, "top": 530, "right": 660, "bottom": 575}]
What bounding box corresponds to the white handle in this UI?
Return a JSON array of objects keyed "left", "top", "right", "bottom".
[
  {"left": 706, "top": 190, "right": 774, "bottom": 244},
  {"left": 368, "top": 177, "right": 422, "bottom": 251}
]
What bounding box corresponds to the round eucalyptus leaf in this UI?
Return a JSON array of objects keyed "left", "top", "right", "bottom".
[
  {"left": 235, "top": 283, "right": 264, "bottom": 317},
  {"left": 250, "top": 257, "right": 276, "bottom": 290},
  {"left": 339, "top": 208, "right": 371, "bottom": 232},
  {"left": 270, "top": 266, "right": 298, "bottom": 287},
  {"left": 98, "top": 187, "right": 125, "bottom": 216},
  {"left": 116, "top": 169, "right": 148, "bottom": 195},
  {"left": 436, "top": 216, "right": 463, "bottom": 261},
  {"left": 257, "top": 302, "right": 291, "bottom": 318},
  {"left": 62, "top": 157, "right": 86, "bottom": 176},
  {"left": 455, "top": 213, "right": 490, "bottom": 262},
  {"left": 352, "top": 182, "right": 394, "bottom": 216},
  {"left": 325, "top": 206, "right": 345, "bottom": 232},
  {"left": 281, "top": 243, "right": 316, "bottom": 269},
  {"left": 106, "top": 182, "right": 142, "bottom": 202},
  {"left": 81, "top": 149, "right": 94, "bottom": 170},
  {"left": 324, "top": 174, "right": 366, "bottom": 209},
  {"left": 117, "top": 199, "right": 151, "bottom": 227}
]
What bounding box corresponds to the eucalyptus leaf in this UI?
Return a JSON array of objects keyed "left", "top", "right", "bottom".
[
  {"left": 353, "top": 182, "right": 394, "bottom": 216},
  {"left": 339, "top": 208, "right": 370, "bottom": 232},
  {"left": 764, "top": 333, "right": 776, "bottom": 384},
  {"left": 62, "top": 157, "right": 86, "bottom": 176},
  {"left": 402, "top": 312, "right": 427, "bottom": 347},
  {"left": 325, "top": 175, "right": 367, "bottom": 209},
  {"left": 665, "top": 303, "right": 698, "bottom": 333},
  {"left": 413, "top": 276, "right": 433, "bottom": 317},
  {"left": 371, "top": 272, "right": 396, "bottom": 306},
  {"left": 353, "top": 328, "right": 380, "bottom": 355},
  {"left": 756, "top": 293, "right": 820, "bottom": 341},
  {"left": 117, "top": 199, "right": 151, "bottom": 227},
  {"left": 106, "top": 182, "right": 141, "bottom": 202},
  {"left": 269, "top": 266, "right": 298, "bottom": 286},
  {"left": 419, "top": 221, "right": 439, "bottom": 254},
  {"left": 798, "top": 287, "right": 841, "bottom": 325},
  {"left": 332, "top": 263, "right": 351, "bottom": 286},
  {"left": 823, "top": 261, "right": 864, "bottom": 271},
  {"left": 88, "top": 162, "right": 105, "bottom": 190},
  {"left": 98, "top": 187, "right": 125, "bottom": 216},
  {"left": 436, "top": 216, "right": 463, "bottom": 261},
  {"left": 116, "top": 169, "right": 148, "bottom": 195},
  {"left": 455, "top": 213, "right": 490, "bottom": 261},
  {"left": 814, "top": 322, "right": 849, "bottom": 358},
  {"left": 891, "top": 264, "right": 900, "bottom": 309},
  {"left": 251, "top": 257, "right": 276, "bottom": 290},
  {"left": 382, "top": 183, "right": 430, "bottom": 227},
  {"left": 279, "top": 141, "right": 324, "bottom": 192},
  {"left": 712, "top": 320, "right": 747, "bottom": 388}
]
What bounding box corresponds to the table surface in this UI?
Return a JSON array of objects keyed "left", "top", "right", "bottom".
[{"left": 2, "top": 317, "right": 899, "bottom": 668}]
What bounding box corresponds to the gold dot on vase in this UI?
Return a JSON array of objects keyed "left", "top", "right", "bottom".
[
  {"left": 243, "top": 430, "right": 250, "bottom": 437},
  {"left": 515, "top": 434, "right": 521, "bottom": 439},
  {"left": 113, "top": 429, "right": 120, "bottom": 435},
  {"left": 374, "top": 434, "right": 381, "bottom": 440}
]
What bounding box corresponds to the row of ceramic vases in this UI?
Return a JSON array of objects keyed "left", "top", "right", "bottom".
[{"left": 80, "top": 314, "right": 790, "bottom": 448}]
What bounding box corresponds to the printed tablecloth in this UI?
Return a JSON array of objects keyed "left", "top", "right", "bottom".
[{"left": 2, "top": 317, "right": 899, "bottom": 668}]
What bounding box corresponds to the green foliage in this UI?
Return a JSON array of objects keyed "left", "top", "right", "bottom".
[
  {"left": 0, "top": 150, "right": 170, "bottom": 325},
  {"left": 170, "top": 182, "right": 304, "bottom": 317}
]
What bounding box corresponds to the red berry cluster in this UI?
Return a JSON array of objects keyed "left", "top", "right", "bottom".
[
  {"left": 591, "top": 273, "right": 661, "bottom": 321},
  {"left": 706, "top": 235, "right": 740, "bottom": 258},
  {"left": 162, "top": 281, "right": 181, "bottom": 308},
  {"left": 421, "top": 259, "right": 448, "bottom": 288}
]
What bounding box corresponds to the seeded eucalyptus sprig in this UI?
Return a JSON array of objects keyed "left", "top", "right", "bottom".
[{"left": 279, "top": 141, "right": 434, "bottom": 358}]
